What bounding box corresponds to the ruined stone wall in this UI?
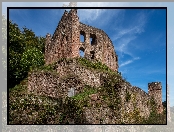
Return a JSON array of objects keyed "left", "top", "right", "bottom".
[
  {"left": 27, "top": 71, "right": 84, "bottom": 99},
  {"left": 39, "top": 9, "right": 164, "bottom": 123},
  {"left": 79, "top": 22, "right": 118, "bottom": 71},
  {"left": 55, "top": 60, "right": 153, "bottom": 118},
  {"left": 55, "top": 59, "right": 102, "bottom": 87},
  {"left": 83, "top": 84, "right": 153, "bottom": 124},
  {"left": 28, "top": 59, "right": 161, "bottom": 122},
  {"left": 45, "top": 9, "right": 118, "bottom": 71},
  {"left": 119, "top": 84, "right": 151, "bottom": 119}
]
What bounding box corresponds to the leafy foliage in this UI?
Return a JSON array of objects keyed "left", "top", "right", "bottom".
[
  {"left": 20, "top": 47, "right": 44, "bottom": 78},
  {"left": 8, "top": 20, "right": 45, "bottom": 88}
]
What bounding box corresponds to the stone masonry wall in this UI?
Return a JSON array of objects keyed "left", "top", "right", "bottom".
[
  {"left": 119, "top": 83, "right": 151, "bottom": 119},
  {"left": 79, "top": 22, "right": 118, "bottom": 72},
  {"left": 83, "top": 83, "right": 153, "bottom": 124},
  {"left": 27, "top": 71, "right": 84, "bottom": 99},
  {"left": 27, "top": 59, "right": 160, "bottom": 123},
  {"left": 44, "top": 9, "right": 118, "bottom": 72},
  {"left": 55, "top": 59, "right": 102, "bottom": 88},
  {"left": 55, "top": 59, "right": 152, "bottom": 119}
]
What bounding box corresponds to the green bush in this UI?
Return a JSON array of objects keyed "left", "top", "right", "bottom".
[{"left": 20, "top": 47, "right": 44, "bottom": 77}]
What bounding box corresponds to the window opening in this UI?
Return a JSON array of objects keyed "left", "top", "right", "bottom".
[
  {"left": 90, "top": 33, "right": 96, "bottom": 45},
  {"left": 80, "top": 31, "right": 85, "bottom": 42},
  {"left": 79, "top": 47, "right": 85, "bottom": 57}
]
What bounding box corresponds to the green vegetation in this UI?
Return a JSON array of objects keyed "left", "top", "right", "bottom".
[
  {"left": 77, "top": 57, "right": 112, "bottom": 72},
  {"left": 139, "top": 98, "right": 166, "bottom": 124},
  {"left": 71, "top": 85, "right": 97, "bottom": 101},
  {"left": 140, "top": 109, "right": 166, "bottom": 124},
  {"left": 9, "top": 20, "right": 45, "bottom": 88},
  {"left": 56, "top": 57, "right": 120, "bottom": 74},
  {"left": 9, "top": 81, "right": 63, "bottom": 124},
  {"left": 30, "top": 62, "right": 57, "bottom": 73}
]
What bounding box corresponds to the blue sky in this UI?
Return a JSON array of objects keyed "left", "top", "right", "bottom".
[
  {"left": 8, "top": 8, "right": 167, "bottom": 103},
  {"left": 3, "top": 2, "right": 173, "bottom": 106}
]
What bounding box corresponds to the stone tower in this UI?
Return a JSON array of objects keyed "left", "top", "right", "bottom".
[
  {"left": 45, "top": 9, "right": 79, "bottom": 64},
  {"left": 148, "top": 82, "right": 163, "bottom": 114},
  {"left": 167, "top": 84, "right": 171, "bottom": 122},
  {"left": 44, "top": 9, "right": 118, "bottom": 72}
]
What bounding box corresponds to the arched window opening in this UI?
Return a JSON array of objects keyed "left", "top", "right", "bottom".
[
  {"left": 90, "top": 33, "right": 96, "bottom": 45},
  {"left": 80, "top": 31, "right": 85, "bottom": 42},
  {"left": 90, "top": 38, "right": 92, "bottom": 44},
  {"left": 79, "top": 47, "right": 85, "bottom": 57}
]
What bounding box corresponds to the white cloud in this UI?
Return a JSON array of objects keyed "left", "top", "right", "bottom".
[
  {"left": 116, "top": 36, "right": 137, "bottom": 58},
  {"left": 119, "top": 57, "right": 140, "bottom": 67},
  {"left": 112, "top": 11, "right": 147, "bottom": 42},
  {"left": 120, "top": 60, "right": 133, "bottom": 67},
  {"left": 112, "top": 11, "right": 148, "bottom": 61},
  {"left": 78, "top": 9, "right": 105, "bottom": 23}
]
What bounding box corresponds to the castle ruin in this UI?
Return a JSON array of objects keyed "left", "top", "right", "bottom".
[
  {"left": 44, "top": 9, "right": 118, "bottom": 72},
  {"left": 28, "top": 9, "right": 164, "bottom": 123}
]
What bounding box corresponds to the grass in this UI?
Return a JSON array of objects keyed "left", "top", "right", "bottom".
[
  {"left": 71, "top": 85, "right": 97, "bottom": 101},
  {"left": 77, "top": 57, "right": 112, "bottom": 72}
]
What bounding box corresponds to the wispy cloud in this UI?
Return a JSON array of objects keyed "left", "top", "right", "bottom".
[
  {"left": 78, "top": 9, "right": 105, "bottom": 23},
  {"left": 77, "top": 7, "right": 125, "bottom": 28},
  {"left": 112, "top": 12, "right": 147, "bottom": 41},
  {"left": 119, "top": 57, "right": 140, "bottom": 67},
  {"left": 112, "top": 11, "right": 148, "bottom": 61},
  {"left": 116, "top": 36, "right": 137, "bottom": 58}
]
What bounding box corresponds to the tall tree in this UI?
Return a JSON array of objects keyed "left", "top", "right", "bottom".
[{"left": 8, "top": 20, "right": 45, "bottom": 88}]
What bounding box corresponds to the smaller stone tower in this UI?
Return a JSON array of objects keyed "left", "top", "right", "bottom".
[{"left": 148, "top": 82, "right": 163, "bottom": 114}]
